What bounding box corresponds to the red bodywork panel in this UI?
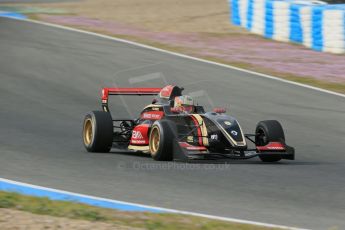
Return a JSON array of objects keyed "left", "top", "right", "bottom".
[
  {"left": 102, "top": 88, "right": 162, "bottom": 100},
  {"left": 131, "top": 112, "right": 164, "bottom": 146},
  {"left": 130, "top": 124, "right": 150, "bottom": 145},
  {"left": 256, "top": 142, "right": 285, "bottom": 152}
]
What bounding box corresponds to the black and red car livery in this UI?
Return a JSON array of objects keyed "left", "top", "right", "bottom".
[{"left": 82, "top": 85, "right": 295, "bottom": 162}]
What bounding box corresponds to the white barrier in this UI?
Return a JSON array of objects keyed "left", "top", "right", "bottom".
[{"left": 229, "top": 0, "right": 345, "bottom": 54}]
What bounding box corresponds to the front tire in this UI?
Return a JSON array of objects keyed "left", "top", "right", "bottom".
[
  {"left": 149, "top": 120, "right": 176, "bottom": 161},
  {"left": 83, "top": 111, "right": 113, "bottom": 153},
  {"left": 255, "top": 120, "right": 285, "bottom": 162}
]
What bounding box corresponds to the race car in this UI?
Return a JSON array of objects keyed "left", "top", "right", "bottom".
[{"left": 82, "top": 85, "right": 295, "bottom": 162}]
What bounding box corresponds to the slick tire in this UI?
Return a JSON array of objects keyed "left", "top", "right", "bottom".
[
  {"left": 149, "top": 120, "right": 177, "bottom": 161},
  {"left": 83, "top": 111, "right": 113, "bottom": 153},
  {"left": 255, "top": 120, "right": 285, "bottom": 162}
]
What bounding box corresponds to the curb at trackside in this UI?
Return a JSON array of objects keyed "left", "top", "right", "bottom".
[
  {"left": 0, "top": 178, "right": 307, "bottom": 230},
  {"left": 0, "top": 178, "right": 165, "bottom": 212}
]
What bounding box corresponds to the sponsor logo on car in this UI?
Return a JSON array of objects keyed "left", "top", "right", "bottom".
[
  {"left": 142, "top": 113, "right": 161, "bottom": 119},
  {"left": 131, "top": 139, "right": 146, "bottom": 144},
  {"left": 210, "top": 134, "right": 218, "bottom": 140},
  {"left": 141, "top": 111, "right": 163, "bottom": 120},
  {"left": 224, "top": 121, "right": 232, "bottom": 126},
  {"left": 231, "top": 130, "right": 238, "bottom": 136},
  {"left": 132, "top": 130, "right": 144, "bottom": 139}
]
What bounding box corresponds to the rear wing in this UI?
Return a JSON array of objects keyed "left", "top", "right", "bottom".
[{"left": 101, "top": 87, "right": 162, "bottom": 112}]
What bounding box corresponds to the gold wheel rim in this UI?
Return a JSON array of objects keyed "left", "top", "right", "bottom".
[
  {"left": 83, "top": 118, "right": 93, "bottom": 146},
  {"left": 149, "top": 126, "right": 160, "bottom": 155}
]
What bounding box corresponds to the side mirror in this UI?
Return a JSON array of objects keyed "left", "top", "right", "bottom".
[{"left": 213, "top": 107, "right": 226, "bottom": 114}]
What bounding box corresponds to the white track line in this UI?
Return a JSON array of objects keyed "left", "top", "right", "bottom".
[
  {"left": 0, "top": 178, "right": 306, "bottom": 230},
  {"left": 9, "top": 17, "right": 345, "bottom": 99}
]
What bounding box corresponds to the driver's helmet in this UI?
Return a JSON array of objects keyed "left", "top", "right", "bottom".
[{"left": 173, "top": 95, "right": 194, "bottom": 114}]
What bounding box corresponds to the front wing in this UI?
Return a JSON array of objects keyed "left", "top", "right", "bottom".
[{"left": 172, "top": 139, "right": 295, "bottom": 162}]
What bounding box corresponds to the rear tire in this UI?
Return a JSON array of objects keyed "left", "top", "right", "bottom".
[
  {"left": 255, "top": 120, "right": 285, "bottom": 162},
  {"left": 149, "top": 120, "right": 176, "bottom": 161},
  {"left": 83, "top": 111, "right": 113, "bottom": 152}
]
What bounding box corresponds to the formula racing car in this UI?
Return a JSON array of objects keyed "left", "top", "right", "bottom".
[{"left": 82, "top": 85, "right": 295, "bottom": 162}]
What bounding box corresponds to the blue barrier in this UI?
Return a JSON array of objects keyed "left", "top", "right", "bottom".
[
  {"left": 0, "top": 11, "right": 27, "bottom": 20},
  {"left": 231, "top": 0, "right": 241, "bottom": 25},
  {"left": 311, "top": 7, "right": 323, "bottom": 51},
  {"left": 247, "top": 0, "right": 254, "bottom": 29},
  {"left": 228, "top": 0, "right": 345, "bottom": 54},
  {"left": 289, "top": 4, "right": 303, "bottom": 43},
  {"left": 265, "top": 0, "right": 274, "bottom": 38}
]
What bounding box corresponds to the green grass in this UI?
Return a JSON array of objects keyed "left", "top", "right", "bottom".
[{"left": 0, "top": 191, "right": 279, "bottom": 230}]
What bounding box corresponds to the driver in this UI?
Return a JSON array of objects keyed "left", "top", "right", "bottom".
[{"left": 173, "top": 95, "right": 195, "bottom": 114}]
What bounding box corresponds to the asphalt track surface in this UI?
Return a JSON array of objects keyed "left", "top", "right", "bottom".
[{"left": 1, "top": 17, "right": 345, "bottom": 229}]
